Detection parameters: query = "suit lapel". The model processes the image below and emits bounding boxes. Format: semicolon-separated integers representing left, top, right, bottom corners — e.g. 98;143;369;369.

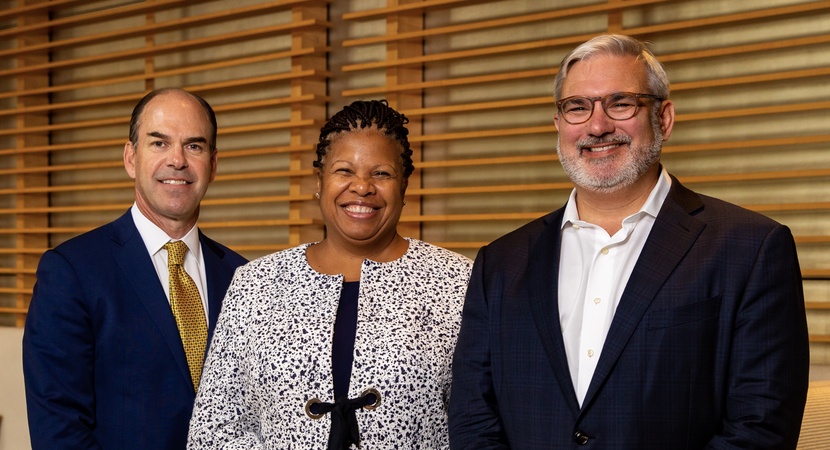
199;232;231;344
111;212;193;387
579;177;706;411
527;209;582;415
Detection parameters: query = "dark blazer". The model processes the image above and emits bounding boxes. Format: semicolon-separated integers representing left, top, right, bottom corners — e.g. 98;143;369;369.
449;176;810;449
23;210;247;450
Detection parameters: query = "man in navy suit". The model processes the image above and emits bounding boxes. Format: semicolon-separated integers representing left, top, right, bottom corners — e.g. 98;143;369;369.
23;88;247;449
448;34;809;449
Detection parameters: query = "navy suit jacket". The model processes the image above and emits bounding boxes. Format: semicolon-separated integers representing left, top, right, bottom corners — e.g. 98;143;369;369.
449;176;809;449
23;211;247;450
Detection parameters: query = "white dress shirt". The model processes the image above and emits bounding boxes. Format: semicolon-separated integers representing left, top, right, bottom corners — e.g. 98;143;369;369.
558;169;671;406
131;204;210;319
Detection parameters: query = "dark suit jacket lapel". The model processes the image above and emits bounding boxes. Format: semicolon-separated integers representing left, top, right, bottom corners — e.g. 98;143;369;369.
527;208;582;415
580;176;706;412
200;232;232;344
111;211;193;387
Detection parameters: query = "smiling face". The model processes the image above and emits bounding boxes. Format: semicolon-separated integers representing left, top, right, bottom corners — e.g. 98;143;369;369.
123;91;217;237
554;54;674;194
316;128;406;250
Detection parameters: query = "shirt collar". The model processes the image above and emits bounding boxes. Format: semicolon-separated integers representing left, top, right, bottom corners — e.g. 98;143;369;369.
561;166;672;230
131;203;201;259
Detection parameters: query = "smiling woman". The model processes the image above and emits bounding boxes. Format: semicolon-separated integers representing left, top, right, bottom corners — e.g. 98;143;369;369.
187;100;474;450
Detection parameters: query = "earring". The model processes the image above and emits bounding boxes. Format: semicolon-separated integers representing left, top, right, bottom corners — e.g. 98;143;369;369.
314;192;320;199
403;201;407;206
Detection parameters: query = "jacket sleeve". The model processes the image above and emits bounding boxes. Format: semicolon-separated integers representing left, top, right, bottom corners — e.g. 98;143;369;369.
23;250;103;450
707;224;809;449
448;247;511;449
187;268;265;450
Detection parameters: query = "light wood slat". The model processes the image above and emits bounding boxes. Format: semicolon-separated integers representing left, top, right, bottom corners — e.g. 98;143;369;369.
402;97;553;117
664;135;830;154
418;154;556;169
680;169;830;184
410;125;557;143
810;335;830;343
344;64;828;98
0;307;29;314
406;183;572;197
342;33;595;72
806;302;830;309
672;67;830;91
0;181;131;196
198;218;321;228
750;203;830;213
0;0;87;21
623;0;830;36
0;73;327;117
4;115;317;137
399;212;550;222
677;101;830;122
343;68;557;97
0;218;321;235
343;0;669;47
0;0;310;53
0;161;122;176
0;0;190;39
0;140;314;158
657;34;830;63
0;194;317;215
0;248;58;255
343;33;830;73
0;268;36;275
0;54;324;101
0;139;124;157
795;236;830;244
0;19;328;78
342;0;483;20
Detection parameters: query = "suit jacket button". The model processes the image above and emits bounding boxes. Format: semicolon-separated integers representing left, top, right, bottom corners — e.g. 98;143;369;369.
573;431;590;445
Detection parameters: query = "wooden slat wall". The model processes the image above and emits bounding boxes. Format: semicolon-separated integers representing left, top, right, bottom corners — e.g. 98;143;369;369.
1;0;829;358
0;0;330;326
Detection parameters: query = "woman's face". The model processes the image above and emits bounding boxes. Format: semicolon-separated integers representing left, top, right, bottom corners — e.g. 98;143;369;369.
317;129;407;249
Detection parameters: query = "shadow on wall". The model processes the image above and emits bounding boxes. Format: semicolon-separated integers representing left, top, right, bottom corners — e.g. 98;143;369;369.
0;326;30;450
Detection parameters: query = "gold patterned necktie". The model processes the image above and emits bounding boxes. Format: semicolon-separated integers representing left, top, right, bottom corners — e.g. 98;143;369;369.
164;240;207;392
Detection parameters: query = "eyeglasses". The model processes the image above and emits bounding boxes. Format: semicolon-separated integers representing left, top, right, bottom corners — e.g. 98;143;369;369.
555;92;663;125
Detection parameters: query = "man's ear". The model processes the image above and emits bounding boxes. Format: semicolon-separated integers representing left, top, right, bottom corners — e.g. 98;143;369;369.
123;142;137;179
658;100;676;142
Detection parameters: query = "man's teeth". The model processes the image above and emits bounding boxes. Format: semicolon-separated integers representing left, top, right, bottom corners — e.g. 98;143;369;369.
344;205;375;213
162;180;188;185
588;144;618;152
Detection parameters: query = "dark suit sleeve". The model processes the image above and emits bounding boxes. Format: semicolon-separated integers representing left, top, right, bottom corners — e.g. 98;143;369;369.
23;249;103;450
709;224;809;449
449;247;510;449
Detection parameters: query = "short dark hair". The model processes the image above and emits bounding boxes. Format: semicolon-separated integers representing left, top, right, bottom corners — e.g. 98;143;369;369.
313;99;414;179
128;88;218;151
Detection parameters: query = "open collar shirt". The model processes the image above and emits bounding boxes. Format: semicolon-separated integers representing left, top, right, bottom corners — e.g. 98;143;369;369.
558;168;671;406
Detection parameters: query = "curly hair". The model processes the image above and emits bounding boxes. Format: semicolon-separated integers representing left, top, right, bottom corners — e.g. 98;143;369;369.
313;99;414;179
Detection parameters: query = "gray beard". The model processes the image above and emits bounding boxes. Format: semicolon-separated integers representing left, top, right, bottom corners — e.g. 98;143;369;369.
557;122;663;194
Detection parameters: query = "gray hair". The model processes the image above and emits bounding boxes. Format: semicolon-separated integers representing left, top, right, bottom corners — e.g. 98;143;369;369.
553;34;670;101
